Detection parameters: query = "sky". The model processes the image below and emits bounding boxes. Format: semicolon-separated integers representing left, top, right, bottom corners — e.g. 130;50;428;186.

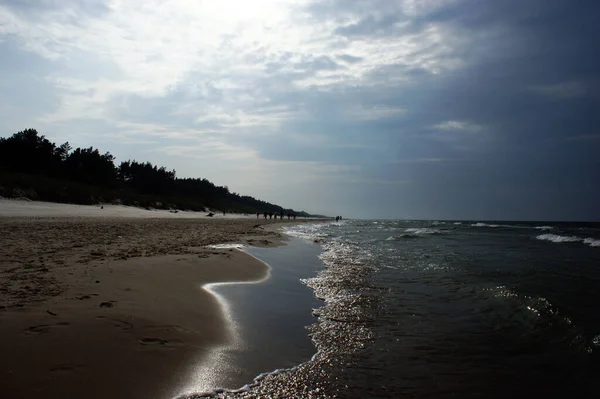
0;0;599;220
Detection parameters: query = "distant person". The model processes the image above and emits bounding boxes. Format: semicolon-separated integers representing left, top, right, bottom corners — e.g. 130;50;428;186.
293;214;296;220
256;212;260;219
264;211;267;219
223;210;226;216
269;212;273;219
287;213;291;220
335;216;339;222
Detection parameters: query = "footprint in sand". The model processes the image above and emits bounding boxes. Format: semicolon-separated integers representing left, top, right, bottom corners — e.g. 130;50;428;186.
99;301;115;308
139;337;169;345
24;322;69;335
49;364;84;373
139;337;184;347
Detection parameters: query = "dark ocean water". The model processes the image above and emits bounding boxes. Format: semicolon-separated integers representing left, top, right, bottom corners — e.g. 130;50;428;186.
200;220;600;399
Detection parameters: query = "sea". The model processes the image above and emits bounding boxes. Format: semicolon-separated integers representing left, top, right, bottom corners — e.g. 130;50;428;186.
187;220;600;399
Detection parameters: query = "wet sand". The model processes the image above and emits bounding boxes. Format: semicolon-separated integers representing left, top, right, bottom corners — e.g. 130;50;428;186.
0;213;306;399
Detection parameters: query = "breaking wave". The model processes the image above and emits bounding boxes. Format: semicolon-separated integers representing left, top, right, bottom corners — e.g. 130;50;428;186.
471;222;501;228
404;227;442;235
387;234;418;240
471;223;557;230
536;234;600;247
583;238;600;247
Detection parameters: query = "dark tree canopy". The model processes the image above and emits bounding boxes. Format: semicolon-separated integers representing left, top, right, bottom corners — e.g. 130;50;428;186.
0;129;311;216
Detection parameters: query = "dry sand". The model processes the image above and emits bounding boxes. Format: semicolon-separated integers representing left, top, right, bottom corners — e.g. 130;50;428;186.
0;209;308;399
0;198;261;219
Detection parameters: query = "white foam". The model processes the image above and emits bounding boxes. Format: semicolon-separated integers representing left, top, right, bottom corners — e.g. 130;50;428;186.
282;222;331;242
471;222;500;228
583;238;600;247
404;228;442;235
536;234;600;248
536;234;582;243
537;234;581;243
535;225;555;231
207;243;246;249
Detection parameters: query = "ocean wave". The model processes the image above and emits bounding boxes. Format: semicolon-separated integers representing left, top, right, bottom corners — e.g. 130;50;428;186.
453;222;462;225
404;228;442;235
536;234;600;248
282;223;331;242
583;238;600;247
483;285;598;356
387;234;418;240
471;222;501;228
536;234;581;243
471;223;559;231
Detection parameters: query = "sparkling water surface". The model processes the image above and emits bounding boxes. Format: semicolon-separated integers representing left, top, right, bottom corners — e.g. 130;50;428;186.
200;220;600;399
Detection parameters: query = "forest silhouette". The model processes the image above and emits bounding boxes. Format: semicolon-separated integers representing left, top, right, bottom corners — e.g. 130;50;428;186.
0;129;311;216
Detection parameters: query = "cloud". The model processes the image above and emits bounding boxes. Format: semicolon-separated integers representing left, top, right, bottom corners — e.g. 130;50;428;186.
0;0;599;219
432;120;483;132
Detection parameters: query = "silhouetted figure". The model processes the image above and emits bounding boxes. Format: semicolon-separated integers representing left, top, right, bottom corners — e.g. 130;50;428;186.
223;210;226;216
269;212;273;219
287;213;291;220
264;211;267;219
256;212;259;219
335;216;339;222
293;214;296;220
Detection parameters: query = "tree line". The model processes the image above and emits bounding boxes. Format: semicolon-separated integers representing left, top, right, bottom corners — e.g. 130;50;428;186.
0;128;310;216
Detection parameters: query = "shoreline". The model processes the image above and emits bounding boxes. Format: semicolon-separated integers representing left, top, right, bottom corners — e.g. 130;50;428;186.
0;214;312;399
178;236;324;398
177;251;273;397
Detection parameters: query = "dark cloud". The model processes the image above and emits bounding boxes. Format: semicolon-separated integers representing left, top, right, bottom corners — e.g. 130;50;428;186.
334;14;403;37
273;0;600;219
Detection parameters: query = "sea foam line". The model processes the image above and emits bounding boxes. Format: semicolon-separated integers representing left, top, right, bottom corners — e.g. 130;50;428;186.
536;234;600;247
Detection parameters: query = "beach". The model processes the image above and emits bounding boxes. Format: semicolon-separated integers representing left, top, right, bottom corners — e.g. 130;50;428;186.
0;200;309;399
